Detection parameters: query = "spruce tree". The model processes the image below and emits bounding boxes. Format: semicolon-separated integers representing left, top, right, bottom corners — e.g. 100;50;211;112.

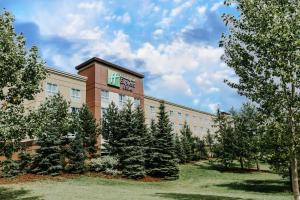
101;102;120;156
65;133;86;174
205;129;214;158
145;120;156;171
119;102;145;179
180;122;193;163
78;104;98;158
30;94;69;176
174;134;185;163
149;101;179;180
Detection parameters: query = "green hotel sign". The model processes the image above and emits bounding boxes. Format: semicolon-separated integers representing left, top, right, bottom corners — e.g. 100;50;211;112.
107;69;121;87
107;69;136;92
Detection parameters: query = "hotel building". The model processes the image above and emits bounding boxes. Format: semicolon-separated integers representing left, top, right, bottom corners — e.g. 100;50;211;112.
25;57;216;141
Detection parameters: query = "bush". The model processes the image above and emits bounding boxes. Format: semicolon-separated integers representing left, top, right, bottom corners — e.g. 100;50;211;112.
0;160;20;178
105;169;122;176
18;151;32;173
90;156;119;172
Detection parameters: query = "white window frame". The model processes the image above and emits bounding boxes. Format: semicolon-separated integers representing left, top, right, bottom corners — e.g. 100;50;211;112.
101;90;109;101
46;82;58;96
71;88;81;101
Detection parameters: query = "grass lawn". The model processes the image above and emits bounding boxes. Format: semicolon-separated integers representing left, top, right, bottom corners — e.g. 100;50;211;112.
0;161;292;200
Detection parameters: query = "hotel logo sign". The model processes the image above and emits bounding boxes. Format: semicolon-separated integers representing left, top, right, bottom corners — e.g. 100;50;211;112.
107;69;136;92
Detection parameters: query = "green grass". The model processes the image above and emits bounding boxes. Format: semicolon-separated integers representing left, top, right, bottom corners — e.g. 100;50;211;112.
1;161;292;200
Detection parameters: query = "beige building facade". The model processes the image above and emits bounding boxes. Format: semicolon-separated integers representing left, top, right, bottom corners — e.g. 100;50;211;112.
24;67;87;111
25;57;216;140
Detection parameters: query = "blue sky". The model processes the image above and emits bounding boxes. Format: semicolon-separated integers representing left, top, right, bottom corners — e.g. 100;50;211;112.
0;0;245;113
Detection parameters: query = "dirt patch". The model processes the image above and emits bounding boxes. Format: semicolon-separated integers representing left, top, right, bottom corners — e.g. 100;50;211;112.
0;172;162;185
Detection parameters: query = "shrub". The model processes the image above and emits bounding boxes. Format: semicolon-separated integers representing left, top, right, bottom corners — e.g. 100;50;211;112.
18;151;32;173
90;156;119;172
105;169;122;176
0;160;20;178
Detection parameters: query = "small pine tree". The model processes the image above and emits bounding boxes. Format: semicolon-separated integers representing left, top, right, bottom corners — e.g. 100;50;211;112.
30;94;69;176
101;102;120;156
149;102;179;180
174;134;185;163
180;122;193;163
65;133;86;174
78;104;99;158
119;102;145;179
145;120;156;171
205;129;214;158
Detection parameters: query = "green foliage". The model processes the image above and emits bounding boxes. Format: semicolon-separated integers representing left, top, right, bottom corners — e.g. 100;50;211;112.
119;102;145;179
101;102;120;156
205;129;214;158
145;120;156;171
90;156;119;173
180;122;193;163
30;94;69;176
191;137;208;161
0;11;46;159
0;160;19;178
65;133;86;174
174;134;185;163
18;151;32;173
78;104;99;157
221;0;300;197
148;102;179;180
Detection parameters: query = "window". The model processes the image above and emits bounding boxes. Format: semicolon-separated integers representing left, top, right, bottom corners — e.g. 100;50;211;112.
101;90;109;101
101;107;108;118
178;124;183;130
185;113;189;121
178;112;182;118
169;110;174;117
150;106;155;114
46;83;58;96
134;98;140;108
119;94;127;106
71;88;80;100
71;107;80;113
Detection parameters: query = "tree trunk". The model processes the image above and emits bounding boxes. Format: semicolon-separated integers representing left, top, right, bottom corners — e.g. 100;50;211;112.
239;157;244;169
289;166;293;193
256;159;260;171
291;154;300;200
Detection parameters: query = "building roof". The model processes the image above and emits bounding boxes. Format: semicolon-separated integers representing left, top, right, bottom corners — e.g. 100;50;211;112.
46;67;87;82
144;95;216;117
75;57;144;78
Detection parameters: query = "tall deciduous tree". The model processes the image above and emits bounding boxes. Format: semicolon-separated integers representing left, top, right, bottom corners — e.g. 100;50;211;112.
220;1;300;198
0;10;46;159
148;102;179;180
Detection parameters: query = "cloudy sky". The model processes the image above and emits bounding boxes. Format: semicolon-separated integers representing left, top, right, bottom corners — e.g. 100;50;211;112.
0;0;245;113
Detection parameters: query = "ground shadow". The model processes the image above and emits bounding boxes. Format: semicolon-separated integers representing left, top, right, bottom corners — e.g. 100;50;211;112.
194;162;271;174
0;187;42;200
156;193;253;200
217;179;290;193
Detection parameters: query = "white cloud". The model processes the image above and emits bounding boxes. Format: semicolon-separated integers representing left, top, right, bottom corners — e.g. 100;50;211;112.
197;6;206;15
210;1;223;12
193;99;200;105
116;12;131;24
208;103;219;112
77;2;104;11
153;29;164;37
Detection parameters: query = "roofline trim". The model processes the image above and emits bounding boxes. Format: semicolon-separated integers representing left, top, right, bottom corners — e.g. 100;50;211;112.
46;67;87;82
75;57;144;78
144;95;216;117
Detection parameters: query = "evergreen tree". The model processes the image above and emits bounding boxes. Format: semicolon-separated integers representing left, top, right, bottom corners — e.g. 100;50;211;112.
174;134;185;163
191;137;208;160
180;122;193;163
205;129;214;158
101;102;120;156
65;133;86;174
30;94;69;176
119;102;145;179
148;101;179;180
145;120;156;171
78;104;98;158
